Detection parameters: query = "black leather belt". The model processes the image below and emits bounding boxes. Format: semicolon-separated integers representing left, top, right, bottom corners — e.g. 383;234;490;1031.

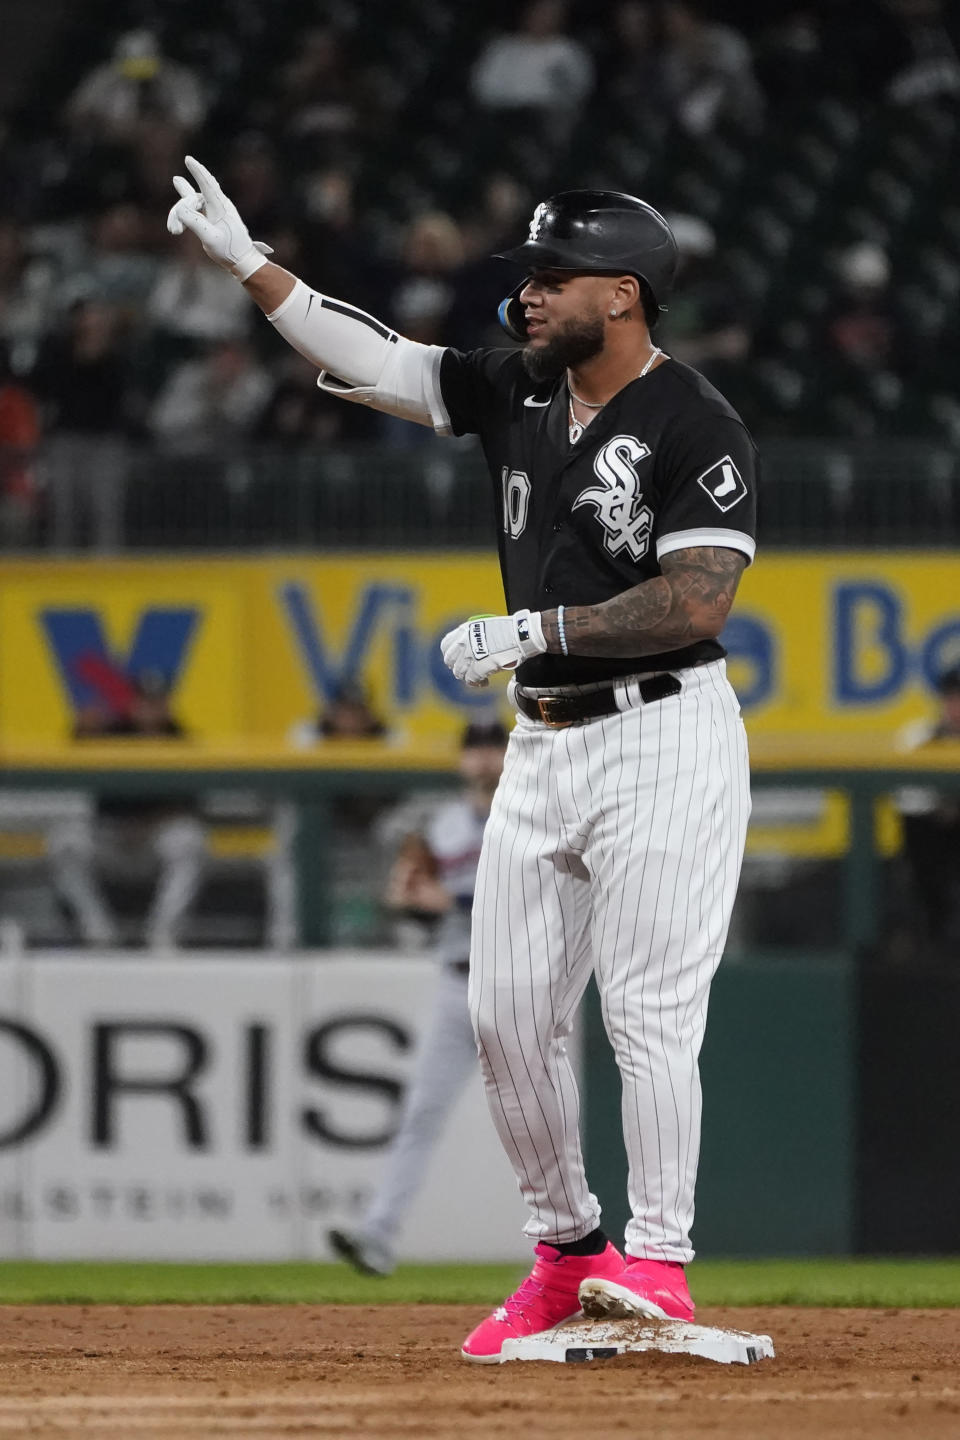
516;673;682;728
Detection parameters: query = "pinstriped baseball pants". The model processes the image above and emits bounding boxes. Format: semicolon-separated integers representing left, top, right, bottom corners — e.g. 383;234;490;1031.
469;659;750;1263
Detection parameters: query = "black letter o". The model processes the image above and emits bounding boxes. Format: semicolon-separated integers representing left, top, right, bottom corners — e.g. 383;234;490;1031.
0;1020;61;1147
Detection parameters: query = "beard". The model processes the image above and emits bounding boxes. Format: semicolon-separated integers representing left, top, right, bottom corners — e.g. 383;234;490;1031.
521;312;606;382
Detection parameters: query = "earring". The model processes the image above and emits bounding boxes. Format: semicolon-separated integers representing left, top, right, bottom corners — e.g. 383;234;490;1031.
609;309;618;318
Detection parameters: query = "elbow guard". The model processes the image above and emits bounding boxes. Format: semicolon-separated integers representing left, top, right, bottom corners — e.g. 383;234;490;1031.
267;279;451;433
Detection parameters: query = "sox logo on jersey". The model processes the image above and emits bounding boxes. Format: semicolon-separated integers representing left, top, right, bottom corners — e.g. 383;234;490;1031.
572;434;653;561
696;455;748;513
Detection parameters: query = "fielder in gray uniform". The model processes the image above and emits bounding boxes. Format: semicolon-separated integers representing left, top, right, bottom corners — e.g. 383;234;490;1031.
328;721;508;1276
168;163;757;1362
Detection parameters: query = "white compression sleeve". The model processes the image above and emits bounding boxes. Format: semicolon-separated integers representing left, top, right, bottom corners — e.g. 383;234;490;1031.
267;279;452;433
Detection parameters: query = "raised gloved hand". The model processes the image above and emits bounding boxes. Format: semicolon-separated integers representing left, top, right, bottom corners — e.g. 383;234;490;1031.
166;155;273;282
441;610;547;687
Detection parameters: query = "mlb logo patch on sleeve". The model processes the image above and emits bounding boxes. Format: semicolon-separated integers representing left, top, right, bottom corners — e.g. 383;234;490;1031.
696;456;748;512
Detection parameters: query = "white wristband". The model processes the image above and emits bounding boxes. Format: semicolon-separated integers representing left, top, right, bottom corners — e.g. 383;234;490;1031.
557;605;569;657
234;246;270;283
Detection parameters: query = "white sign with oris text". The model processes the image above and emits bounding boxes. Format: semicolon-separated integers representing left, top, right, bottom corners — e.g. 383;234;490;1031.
0;953;534;1262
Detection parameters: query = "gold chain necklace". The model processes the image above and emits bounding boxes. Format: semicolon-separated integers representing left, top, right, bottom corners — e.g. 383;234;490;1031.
568;347;664;444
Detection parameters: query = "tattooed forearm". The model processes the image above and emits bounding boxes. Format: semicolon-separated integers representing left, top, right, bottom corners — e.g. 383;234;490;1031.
541;547;747;658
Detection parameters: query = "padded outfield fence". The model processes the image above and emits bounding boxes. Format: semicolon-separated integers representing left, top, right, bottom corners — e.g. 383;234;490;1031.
1;755;957;1261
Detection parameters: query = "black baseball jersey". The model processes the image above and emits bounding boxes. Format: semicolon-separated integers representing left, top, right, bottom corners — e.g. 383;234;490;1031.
437;347;758;687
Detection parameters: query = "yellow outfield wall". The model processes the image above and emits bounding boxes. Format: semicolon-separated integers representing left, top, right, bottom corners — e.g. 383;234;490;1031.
1;552;958;765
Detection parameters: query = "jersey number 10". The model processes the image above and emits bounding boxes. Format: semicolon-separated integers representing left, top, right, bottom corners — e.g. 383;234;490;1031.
502;467;532;539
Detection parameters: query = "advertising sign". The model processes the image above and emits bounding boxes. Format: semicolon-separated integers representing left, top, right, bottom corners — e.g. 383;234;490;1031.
0;953;529;1262
1;554;957;760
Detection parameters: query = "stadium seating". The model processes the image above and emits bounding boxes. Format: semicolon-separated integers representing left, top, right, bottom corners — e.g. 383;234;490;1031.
1;1;958;552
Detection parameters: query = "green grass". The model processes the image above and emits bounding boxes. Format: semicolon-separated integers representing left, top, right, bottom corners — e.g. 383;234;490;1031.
0;1262;523;1306
693;1258;960;1308
1;1258;960;1307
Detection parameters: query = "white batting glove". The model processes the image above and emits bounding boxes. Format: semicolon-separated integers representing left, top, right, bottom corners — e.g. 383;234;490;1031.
441;610;547;688
166;155;273;282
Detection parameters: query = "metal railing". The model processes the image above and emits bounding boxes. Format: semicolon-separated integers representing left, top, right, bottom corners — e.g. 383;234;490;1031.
2;435;958;551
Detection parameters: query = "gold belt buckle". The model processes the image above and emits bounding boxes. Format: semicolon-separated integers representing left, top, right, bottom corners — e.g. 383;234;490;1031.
536;695;573;728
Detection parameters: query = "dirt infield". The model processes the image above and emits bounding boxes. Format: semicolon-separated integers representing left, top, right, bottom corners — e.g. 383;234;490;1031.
0;1305;958;1439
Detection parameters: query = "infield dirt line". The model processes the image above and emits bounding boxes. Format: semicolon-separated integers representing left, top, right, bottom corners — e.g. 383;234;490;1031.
0;1384;957;1420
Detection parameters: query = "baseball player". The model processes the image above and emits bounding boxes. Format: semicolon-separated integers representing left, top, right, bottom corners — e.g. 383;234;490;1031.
168;163;756;1362
328;720;508;1276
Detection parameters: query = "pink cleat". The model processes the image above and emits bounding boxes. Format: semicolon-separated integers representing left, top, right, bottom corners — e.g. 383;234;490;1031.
461;1241;625;1363
578;1257;695;1323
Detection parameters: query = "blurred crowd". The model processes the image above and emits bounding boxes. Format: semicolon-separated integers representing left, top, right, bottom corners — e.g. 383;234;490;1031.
0;0;958;544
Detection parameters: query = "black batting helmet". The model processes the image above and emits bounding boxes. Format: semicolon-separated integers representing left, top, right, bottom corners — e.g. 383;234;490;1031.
495;190;679;342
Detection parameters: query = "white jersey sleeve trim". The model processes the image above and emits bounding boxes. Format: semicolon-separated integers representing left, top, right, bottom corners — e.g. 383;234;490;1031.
267;279;453;433
656;528;756;564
